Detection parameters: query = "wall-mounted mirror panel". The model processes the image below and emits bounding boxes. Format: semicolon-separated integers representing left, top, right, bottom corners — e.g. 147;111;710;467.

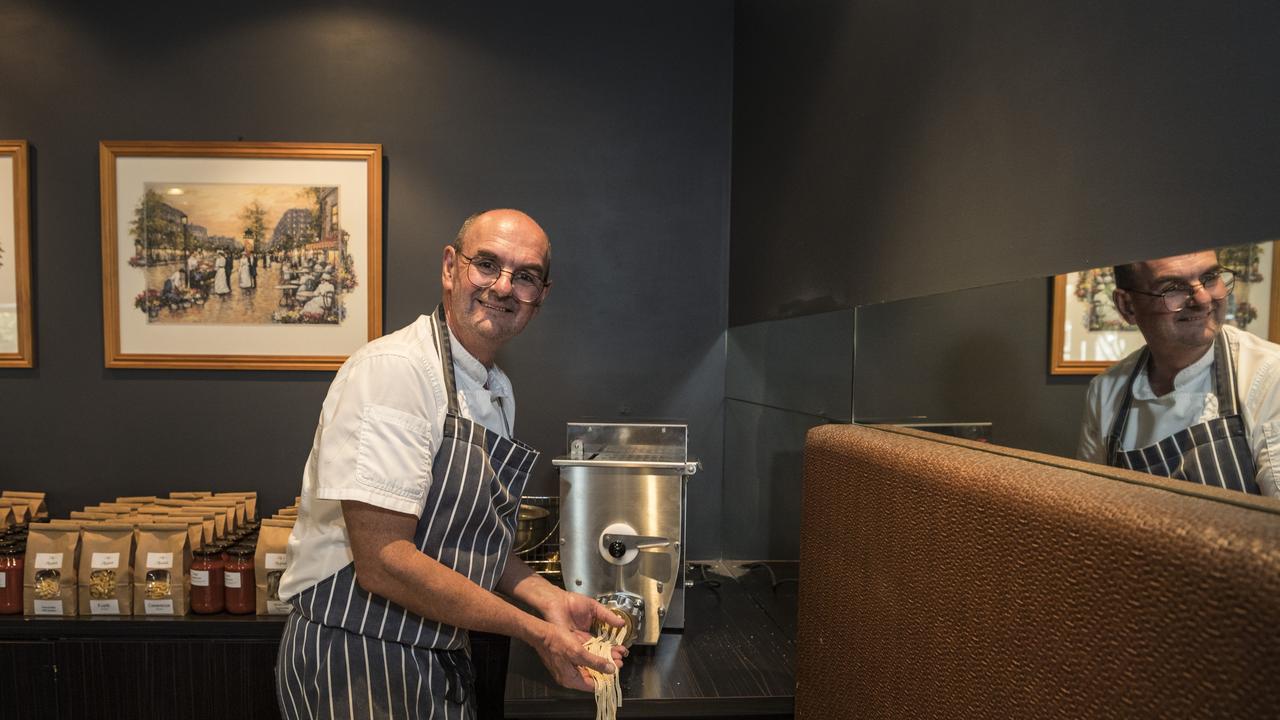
854;243;1280;499
724;309;854;560
854;276;1088;459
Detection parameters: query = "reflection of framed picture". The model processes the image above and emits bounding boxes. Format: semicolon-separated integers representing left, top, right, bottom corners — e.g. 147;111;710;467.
0;140;33;368
100;141;382;370
1050;242;1280;375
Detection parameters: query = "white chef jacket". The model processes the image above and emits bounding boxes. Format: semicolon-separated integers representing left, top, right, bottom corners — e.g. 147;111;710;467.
1076;325;1280;497
280;313;516;600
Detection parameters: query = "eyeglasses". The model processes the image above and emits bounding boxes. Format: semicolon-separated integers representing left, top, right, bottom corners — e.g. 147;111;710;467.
457;251;548;304
1123;269;1236;312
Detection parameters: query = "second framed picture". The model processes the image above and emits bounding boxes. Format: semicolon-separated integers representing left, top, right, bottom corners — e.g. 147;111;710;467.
0;140;33;368
100;141;382;370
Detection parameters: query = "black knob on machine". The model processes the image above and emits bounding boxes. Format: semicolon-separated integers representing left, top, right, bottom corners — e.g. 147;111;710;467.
608;541;626;558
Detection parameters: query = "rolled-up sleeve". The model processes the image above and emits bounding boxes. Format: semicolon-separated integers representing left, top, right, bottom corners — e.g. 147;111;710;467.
313;353;441;516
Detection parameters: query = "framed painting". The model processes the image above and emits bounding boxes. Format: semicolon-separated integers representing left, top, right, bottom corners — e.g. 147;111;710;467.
1050;242;1280;375
100;141;382;370
0;140;33;368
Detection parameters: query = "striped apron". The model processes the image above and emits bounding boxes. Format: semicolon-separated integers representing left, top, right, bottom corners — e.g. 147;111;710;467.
1106;330;1262;494
276;305;539;719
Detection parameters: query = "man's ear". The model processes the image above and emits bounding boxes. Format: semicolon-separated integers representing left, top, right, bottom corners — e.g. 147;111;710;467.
441;245;457;292
1114;288;1138;325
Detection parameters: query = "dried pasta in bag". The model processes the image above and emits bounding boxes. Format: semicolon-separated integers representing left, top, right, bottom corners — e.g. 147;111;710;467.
78;522;134;615
24;522;80;616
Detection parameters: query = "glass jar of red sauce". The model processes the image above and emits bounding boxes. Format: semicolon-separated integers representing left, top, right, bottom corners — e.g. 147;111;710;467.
0;541;23;614
190;546;225;614
223;545;256;614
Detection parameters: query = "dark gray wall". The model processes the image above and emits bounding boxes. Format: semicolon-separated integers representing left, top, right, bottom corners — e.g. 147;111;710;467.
0;1;733;557
731;0;1280;325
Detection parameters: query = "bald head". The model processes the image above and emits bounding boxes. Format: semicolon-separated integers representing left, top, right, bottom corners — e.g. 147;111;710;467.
452;209;551;280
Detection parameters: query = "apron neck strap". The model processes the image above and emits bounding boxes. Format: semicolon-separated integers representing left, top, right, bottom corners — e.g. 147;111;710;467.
1212;329;1240;416
431;304;462;416
1106;347;1150;464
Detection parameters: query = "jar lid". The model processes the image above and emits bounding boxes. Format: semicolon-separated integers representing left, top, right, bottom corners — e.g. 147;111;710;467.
0;541;22;556
225;545;255;557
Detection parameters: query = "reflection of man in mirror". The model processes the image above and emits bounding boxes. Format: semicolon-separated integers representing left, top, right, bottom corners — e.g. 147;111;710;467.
1077;249;1280;497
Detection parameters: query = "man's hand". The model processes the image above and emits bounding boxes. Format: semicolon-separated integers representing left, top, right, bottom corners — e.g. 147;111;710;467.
541;590;628;672
529;620;618;692
496;559;629;687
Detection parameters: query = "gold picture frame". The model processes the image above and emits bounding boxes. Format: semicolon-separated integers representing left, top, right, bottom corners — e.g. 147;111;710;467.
0;140;33;368
1050;243;1280;375
100;141;382;370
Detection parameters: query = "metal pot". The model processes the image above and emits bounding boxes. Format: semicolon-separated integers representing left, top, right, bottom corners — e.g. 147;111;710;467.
513;503;550;554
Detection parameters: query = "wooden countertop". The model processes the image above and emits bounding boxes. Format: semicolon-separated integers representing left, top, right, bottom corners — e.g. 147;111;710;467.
504;560;797;719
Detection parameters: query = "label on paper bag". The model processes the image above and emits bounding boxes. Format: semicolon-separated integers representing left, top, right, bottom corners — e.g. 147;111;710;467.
144;599;174;615
224;571;242;589
91;552;121;570
265;553;288;570
146;552;174;569
191;569;210;587
33;600;63;615
34;553;63;570
90;599;120;615
267;600;292;615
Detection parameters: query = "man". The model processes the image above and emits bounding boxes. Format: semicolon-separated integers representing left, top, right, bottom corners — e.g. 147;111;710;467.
1077;249;1280;497
276;209;626;719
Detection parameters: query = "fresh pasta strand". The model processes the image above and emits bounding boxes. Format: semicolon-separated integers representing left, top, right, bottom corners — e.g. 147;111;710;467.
583;623;625;720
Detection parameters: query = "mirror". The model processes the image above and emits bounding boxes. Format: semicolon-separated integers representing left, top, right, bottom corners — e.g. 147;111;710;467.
853;241;1280;494
854;275;1085;458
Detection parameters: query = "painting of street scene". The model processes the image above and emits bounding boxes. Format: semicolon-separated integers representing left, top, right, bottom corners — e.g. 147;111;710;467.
0;234;14;353
129;183;357;325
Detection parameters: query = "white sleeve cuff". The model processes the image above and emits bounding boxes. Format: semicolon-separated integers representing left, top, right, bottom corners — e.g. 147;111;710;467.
314;486;426;518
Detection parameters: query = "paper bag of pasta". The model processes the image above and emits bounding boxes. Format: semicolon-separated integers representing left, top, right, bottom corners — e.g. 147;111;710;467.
68;511;115;523
24;522;80;616
187;498;239;532
2;490;47;520
168;509;217;546
193;497;246;529
180;506;225;540
87;503;134;515
0;503;13;531
115;496;158;506
163;514;206;551
168;491;212;501
78;522;134;616
215;491;258;522
133;522;190;616
0;498;29;526
256;519;294;615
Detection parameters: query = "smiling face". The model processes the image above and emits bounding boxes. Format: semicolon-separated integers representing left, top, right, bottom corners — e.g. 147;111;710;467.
1114;250;1225;361
441;209;551;366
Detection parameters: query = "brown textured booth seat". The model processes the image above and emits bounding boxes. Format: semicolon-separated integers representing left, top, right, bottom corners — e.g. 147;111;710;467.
798;424;1280;719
